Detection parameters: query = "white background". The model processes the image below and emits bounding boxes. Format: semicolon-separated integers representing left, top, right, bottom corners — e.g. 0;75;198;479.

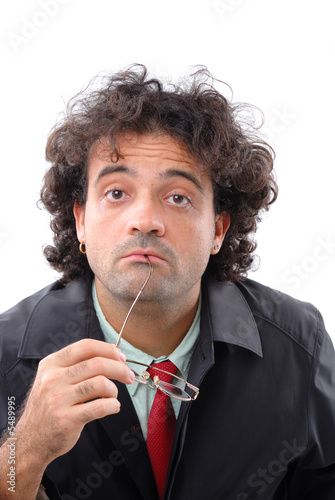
1;0;334;341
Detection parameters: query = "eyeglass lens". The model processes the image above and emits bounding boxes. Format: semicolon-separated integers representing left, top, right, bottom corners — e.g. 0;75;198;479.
132;369;192;401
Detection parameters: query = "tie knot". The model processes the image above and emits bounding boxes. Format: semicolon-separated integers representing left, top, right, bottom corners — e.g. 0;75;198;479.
147;360;178;385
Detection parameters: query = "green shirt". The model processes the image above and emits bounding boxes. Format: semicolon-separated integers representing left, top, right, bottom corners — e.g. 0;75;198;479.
92;282;201;440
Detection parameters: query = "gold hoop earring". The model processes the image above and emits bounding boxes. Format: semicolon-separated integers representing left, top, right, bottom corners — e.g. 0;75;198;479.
79;242;86;255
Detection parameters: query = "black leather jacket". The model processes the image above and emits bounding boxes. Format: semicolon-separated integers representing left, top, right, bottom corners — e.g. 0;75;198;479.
1;275;334;499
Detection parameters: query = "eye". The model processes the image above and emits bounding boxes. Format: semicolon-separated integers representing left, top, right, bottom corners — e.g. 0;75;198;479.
105;189;127;202
167;194;191;206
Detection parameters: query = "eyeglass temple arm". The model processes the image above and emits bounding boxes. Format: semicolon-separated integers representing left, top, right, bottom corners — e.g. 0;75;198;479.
115;256;153;349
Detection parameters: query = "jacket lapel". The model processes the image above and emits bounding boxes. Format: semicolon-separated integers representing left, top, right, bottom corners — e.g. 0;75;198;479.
97;382;158;500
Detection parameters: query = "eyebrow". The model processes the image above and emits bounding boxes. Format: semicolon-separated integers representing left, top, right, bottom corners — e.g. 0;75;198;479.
160;169;204;193
93;166;134;186
93;165;204;193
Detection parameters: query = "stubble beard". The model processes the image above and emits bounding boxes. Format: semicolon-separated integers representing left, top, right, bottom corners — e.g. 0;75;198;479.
96;261;181;307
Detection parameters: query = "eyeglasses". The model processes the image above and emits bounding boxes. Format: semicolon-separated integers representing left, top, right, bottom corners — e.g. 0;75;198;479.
115;256;199;401
126;359;199;401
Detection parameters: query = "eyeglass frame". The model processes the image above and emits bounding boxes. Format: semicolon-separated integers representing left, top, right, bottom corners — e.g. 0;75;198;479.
126;359;199;401
115;256;200;402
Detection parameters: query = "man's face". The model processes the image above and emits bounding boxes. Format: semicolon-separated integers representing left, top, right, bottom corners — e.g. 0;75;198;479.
74;133;229;307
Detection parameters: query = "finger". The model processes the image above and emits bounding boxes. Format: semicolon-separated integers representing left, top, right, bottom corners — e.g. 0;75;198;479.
71;375;120;405
72;396;121;424
51;339;126;367
65;357;135;385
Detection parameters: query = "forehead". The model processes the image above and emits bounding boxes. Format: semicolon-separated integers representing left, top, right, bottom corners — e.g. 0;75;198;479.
89;133;200;169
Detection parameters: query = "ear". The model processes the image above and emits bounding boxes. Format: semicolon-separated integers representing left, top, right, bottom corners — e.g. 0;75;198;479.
73;201;86;243
211;212;230;255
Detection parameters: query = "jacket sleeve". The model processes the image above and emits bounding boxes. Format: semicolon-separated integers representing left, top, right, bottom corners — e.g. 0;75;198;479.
289;312;335;498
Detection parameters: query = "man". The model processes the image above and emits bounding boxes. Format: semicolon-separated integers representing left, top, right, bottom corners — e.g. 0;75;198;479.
0;64;334;500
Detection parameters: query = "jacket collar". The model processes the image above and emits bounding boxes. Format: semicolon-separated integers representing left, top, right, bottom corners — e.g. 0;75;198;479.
18;275;262;359
201;275;263;357
18;279;100;359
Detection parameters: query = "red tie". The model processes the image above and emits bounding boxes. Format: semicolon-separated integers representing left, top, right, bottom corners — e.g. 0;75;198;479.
146;360;178;500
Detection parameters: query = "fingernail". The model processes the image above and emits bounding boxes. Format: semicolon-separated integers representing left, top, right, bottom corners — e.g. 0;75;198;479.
118;351;127;363
129;370;135;382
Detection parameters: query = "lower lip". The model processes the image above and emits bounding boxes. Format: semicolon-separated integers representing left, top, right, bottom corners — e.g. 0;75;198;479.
122;254;166;264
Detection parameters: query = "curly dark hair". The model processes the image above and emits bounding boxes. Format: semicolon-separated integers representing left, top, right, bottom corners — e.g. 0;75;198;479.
40;64;277;284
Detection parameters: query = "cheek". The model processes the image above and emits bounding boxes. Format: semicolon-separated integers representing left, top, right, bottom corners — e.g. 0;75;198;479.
83;211;115;249
178;214;215;253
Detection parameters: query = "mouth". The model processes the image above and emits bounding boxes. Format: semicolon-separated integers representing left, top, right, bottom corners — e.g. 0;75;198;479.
121;250;167;265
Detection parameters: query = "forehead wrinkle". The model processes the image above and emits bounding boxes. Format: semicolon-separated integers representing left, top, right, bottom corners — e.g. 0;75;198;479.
120;147;193;163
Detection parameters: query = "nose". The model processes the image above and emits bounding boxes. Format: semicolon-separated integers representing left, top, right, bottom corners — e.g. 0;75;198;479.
126;196;165;237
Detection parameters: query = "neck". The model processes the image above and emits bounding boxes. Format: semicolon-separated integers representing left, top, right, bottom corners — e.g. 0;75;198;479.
95;281;200;358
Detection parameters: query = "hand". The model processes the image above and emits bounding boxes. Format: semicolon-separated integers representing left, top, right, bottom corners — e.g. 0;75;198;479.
15;338;134;470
